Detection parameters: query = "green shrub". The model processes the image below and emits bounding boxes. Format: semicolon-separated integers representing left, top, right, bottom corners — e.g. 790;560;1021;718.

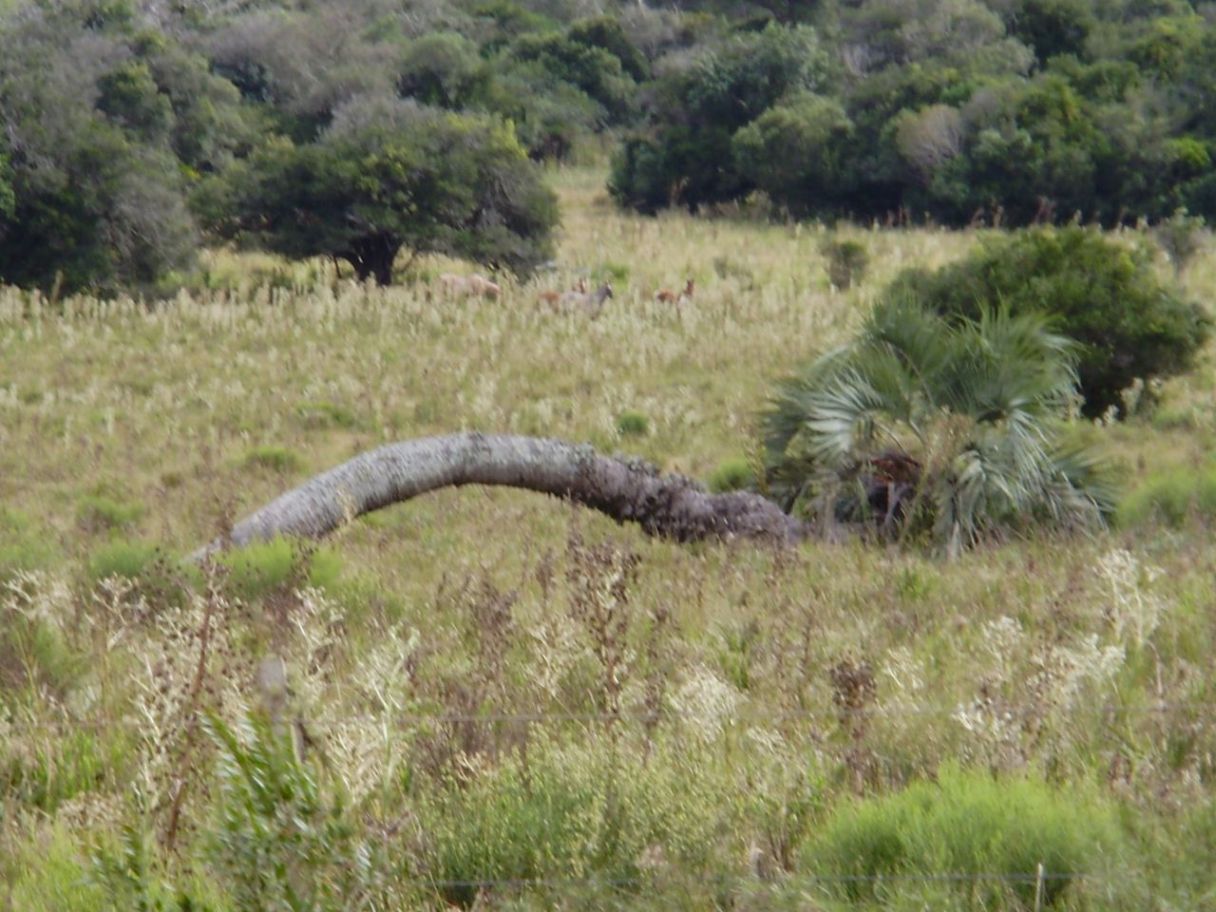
1117;465;1216;529
0;729;115;811
218;537;342;602
396;32;486;110
805;766;1121;907
84;541;197;609
242;445;303;473
76;493;144;533
595;260;631;284
886;228;1211;418
205;714;385;911
7;826;107;912
295;400;359;430
609;24;826;214
616;410;649;437
733;93;855;218
417;737;728;907
0;508;54;581
86;539;160;584
0;599;85;707
91;825;225;912
707;457;754;493
820;238;869;290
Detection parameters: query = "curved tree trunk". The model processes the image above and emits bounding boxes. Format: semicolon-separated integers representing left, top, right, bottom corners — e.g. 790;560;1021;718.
195;433;806;558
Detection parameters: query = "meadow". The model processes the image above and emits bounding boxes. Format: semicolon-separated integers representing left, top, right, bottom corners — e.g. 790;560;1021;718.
2;167;1216;910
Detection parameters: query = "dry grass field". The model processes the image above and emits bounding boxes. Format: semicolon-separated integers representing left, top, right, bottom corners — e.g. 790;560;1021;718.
2;167;1215;910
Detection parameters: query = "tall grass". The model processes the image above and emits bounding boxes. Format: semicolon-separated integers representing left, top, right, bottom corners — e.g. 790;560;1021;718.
0;167;1213;908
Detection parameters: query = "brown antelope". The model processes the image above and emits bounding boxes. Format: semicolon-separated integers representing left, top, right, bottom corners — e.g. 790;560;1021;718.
656;278;695;304
558;282;613;317
538;278;588;308
439;273;501;299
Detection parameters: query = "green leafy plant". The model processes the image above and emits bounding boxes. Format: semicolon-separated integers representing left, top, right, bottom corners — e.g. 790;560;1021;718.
761;299;1114;554
86;539;161;585
242;445;303;473
616;410;649;437
1118;465;1216;529
0;508;54;581
218;538;342;602
204;714;385;911
1155;208;1207;275
805;766;1121;907
886;228;1210;418
707;457;754;493
77;493;144;534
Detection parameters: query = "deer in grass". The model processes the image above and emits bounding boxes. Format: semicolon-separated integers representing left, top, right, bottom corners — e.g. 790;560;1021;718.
538;278;587;309
656;278;695;304
438;273;502;299
557;282;613;317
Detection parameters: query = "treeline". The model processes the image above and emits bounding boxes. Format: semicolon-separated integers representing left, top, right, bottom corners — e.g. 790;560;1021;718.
613;0;1216;225
1;0;1214;293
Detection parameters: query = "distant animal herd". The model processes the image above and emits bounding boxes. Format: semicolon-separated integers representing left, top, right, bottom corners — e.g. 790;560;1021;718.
436;271;695;318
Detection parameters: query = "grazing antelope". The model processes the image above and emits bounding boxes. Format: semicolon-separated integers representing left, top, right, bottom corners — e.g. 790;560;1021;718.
558;282;613;317
656;278;695;304
538;278;588;309
438;273;501;299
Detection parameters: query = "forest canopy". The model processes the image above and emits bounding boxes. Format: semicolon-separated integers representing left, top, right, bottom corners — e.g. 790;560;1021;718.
1;0;1215;292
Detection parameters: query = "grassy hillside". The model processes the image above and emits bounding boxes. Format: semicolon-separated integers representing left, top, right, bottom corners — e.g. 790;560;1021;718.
2;168;1215;910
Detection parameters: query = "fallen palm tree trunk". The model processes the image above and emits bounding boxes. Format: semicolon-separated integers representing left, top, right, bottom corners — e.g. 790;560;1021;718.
195;433;806;558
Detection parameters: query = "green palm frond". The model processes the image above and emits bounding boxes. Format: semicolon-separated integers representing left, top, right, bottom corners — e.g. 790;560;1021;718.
760;299;1114;552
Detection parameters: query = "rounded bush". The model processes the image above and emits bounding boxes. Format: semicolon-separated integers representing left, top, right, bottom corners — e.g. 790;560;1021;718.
885;228;1211;417
708;457;754;493
616;410;649;437
86;539;160;584
1117;465;1216;529
218;538;342;602
805;766;1121;907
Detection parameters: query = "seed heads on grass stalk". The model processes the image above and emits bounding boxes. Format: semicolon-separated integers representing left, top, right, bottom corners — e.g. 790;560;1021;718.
566;525;641;736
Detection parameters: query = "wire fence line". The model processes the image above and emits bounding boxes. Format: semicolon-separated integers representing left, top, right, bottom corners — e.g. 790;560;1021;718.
419;870;1087;887
393;867;1095;899
2;699;1214;732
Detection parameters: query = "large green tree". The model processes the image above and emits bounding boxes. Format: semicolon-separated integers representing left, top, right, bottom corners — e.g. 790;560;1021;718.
0;1;244;294
886;228;1211;418
200;99;558;284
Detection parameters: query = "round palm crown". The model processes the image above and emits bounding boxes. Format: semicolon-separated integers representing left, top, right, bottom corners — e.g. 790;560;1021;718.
761;300;1115;555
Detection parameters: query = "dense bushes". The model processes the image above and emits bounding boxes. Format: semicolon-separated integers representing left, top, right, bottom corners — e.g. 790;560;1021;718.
3;0;1216;292
1118;465;1216;529
886;228;1211;418
609;1;1216;225
609;23;827;213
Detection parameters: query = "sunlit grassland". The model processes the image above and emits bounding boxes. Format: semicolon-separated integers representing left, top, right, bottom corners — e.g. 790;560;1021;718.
2;166;1216;909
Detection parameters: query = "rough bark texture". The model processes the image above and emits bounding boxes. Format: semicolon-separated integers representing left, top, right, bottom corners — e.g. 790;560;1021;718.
196;433;806;557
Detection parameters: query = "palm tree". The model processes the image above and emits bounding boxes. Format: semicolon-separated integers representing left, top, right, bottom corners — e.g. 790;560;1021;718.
761;300;1114;556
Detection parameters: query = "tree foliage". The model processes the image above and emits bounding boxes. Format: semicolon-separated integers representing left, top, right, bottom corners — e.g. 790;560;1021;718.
199;99;557;284
0;2;211;294
608;0;1216;225
3;0;1216;291
609;23;826;213
886;228;1211;418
